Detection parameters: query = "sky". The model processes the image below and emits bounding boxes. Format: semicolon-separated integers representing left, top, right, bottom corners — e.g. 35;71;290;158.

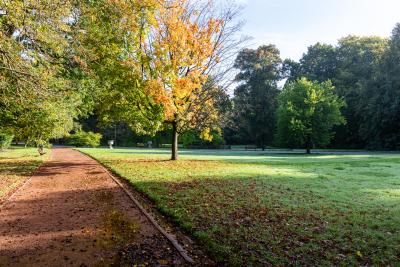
236;0;400;60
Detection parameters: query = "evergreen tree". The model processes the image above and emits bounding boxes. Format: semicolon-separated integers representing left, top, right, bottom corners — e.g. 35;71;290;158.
333;36;387;148
360;24;400;149
230;45;282;147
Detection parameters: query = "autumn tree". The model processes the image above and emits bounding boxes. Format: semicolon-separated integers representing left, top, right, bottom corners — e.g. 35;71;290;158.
144;0;243;159
277;78;345;154
79;0;243;160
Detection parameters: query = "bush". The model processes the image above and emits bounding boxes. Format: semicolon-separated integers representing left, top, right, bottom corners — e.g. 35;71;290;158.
210;132;226;148
181;130;226;149
67;131;102;147
0;131;14;150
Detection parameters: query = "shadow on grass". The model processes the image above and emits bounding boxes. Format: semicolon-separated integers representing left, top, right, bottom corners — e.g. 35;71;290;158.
79;149;400;264
0;160;42;176
97;149;400;166
94;147;400;157
121;173;400;266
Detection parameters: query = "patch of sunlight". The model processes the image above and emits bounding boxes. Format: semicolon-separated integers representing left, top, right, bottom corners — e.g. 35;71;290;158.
223;165;317;180
82;148;400;160
364;188;400;201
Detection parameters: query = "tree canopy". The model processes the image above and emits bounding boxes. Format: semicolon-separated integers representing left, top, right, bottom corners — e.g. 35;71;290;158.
1;0;243;158
1;1;400;154
277;78;345;153
0;0;94;145
282;30;400;150
227;45;282;147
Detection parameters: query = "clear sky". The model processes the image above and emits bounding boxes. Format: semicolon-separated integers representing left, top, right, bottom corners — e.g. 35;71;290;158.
236;0;400;60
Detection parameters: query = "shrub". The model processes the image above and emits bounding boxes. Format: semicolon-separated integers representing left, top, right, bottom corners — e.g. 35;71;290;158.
181;130;226;149
211;133;225;148
0;131;14;150
67;131;102;147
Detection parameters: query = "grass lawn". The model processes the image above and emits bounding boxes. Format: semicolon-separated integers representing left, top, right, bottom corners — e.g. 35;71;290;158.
0;147;46;199
79;148;400;266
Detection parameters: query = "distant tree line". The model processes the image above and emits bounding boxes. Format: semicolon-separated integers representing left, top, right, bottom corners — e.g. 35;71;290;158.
78;22;400;152
2;0;399;155
223;23;400;150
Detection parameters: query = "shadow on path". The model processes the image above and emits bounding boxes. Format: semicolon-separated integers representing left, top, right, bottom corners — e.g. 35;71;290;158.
0;148;186;266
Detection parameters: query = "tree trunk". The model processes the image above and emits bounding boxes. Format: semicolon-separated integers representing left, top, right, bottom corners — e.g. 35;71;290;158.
171;122;179;160
305;137;311;154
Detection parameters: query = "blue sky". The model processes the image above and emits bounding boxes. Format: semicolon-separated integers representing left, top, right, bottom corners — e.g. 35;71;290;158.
236;0;400;60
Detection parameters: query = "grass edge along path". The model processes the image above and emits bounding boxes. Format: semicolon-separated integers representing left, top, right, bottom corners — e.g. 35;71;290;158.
87;152;195;264
0;147;49;203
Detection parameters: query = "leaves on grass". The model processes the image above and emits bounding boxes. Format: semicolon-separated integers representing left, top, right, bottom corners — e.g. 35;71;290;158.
84;149;400;266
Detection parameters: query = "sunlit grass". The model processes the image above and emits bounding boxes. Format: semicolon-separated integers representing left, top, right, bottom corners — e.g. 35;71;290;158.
0;147;46;199
80;148;400;265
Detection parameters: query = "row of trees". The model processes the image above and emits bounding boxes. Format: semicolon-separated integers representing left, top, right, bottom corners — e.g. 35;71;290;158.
225;23;400;150
1;0;244;159
0;0;93;146
2;1;399;156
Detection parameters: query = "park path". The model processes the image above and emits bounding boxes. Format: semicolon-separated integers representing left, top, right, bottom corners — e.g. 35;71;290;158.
0;148;190;266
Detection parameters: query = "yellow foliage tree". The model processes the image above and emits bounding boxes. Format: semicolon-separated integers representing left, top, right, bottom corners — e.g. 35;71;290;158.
142;0;243;159
23;0;243;159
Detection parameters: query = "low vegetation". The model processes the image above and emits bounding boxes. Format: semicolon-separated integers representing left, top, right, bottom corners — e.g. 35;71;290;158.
0;131;13;151
80;148;400;265
67;131;102;148
0;147;46;199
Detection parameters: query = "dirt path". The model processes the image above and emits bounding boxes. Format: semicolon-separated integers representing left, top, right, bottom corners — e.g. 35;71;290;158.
0;148;198;266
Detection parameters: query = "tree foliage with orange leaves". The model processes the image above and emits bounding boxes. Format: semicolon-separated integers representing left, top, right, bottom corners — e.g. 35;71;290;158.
79;0;243;159
1;0;243;157
149;0;243;159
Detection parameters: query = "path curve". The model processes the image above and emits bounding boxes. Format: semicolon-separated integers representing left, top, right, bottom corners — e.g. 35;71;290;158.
0;148;187;266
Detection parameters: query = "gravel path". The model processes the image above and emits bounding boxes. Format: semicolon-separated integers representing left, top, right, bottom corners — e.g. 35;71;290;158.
0;148;191;266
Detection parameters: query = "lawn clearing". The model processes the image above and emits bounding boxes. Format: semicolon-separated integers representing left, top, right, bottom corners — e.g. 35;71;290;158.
79;148;400;265
0;147;46;199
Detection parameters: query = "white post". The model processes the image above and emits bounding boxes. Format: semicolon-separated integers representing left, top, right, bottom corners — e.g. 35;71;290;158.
108;140;114;149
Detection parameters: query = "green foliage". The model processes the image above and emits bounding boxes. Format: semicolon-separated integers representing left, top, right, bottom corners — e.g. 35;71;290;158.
333;36;388;148
181;130;226;148
0;0;96;144
180;132;197;147
0;131;13;150
227;45;282;146
283;35;391;150
67;131;102;148
277;78;345;152
359;24;400;149
75;0;165;136
209;132;226;148
300;43;338;82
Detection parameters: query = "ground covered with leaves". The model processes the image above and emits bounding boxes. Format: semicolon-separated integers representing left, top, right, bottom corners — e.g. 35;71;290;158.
80;148;400;266
0;147;45;200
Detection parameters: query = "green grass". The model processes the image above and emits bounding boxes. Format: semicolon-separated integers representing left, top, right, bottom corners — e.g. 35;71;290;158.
79;148;400;266
0;147;46;199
